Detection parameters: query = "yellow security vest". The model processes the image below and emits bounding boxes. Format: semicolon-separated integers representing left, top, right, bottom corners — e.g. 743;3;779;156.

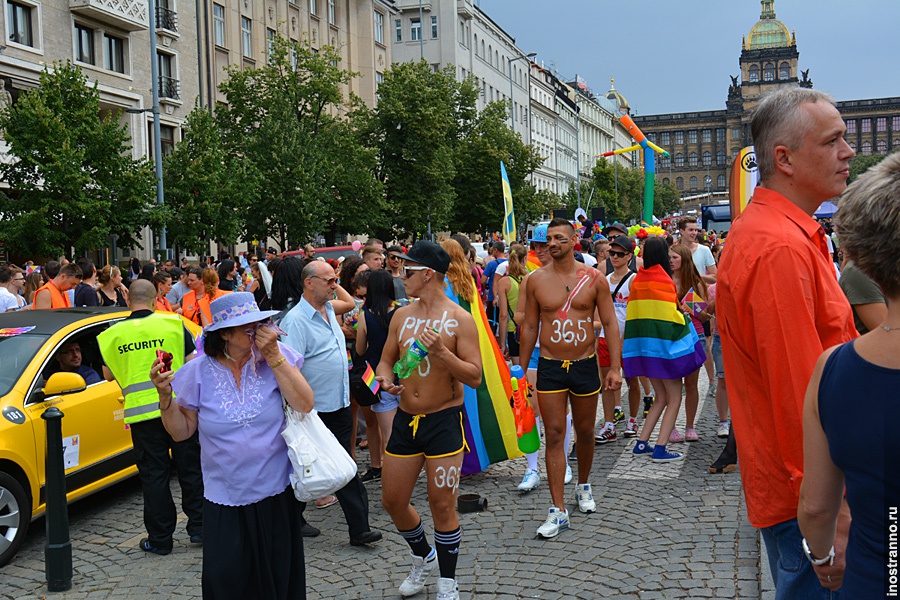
97;312;187;425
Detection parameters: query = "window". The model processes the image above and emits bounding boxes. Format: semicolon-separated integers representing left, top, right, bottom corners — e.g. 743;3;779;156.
327;0;334;25
877;140;887;153
717;175;726;189
688;152;697;167
779;62;790;79
861;141;872;155
877;117;887;132
213;4;225;46
702;151;711;166
717;128;725;142
848;142;856;152
104;33;125;73
748;65;759;83
410;18;421;41
675;131;684;145
6;0;34;47
266;28;275;62
861;119;871;133
763;62;774;81
75;23;95;65
373;11;384;44
431;16;437;39
309;0;316;14
689;176;698;189
846;119;856;134
151;124;176;156
674;153;684;168
688;130;697;144
732;128;741;140
375;71;383;90
660;132;670;146
660;155;670;168
395;19;401;42
157;52;178;99
893;116;900;131
702;129;711;143
662;178;669;185
717;150;726;165
676;177;683;190
241;16;251;58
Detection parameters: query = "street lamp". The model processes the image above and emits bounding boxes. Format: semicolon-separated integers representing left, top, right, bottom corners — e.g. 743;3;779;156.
508;52;536;131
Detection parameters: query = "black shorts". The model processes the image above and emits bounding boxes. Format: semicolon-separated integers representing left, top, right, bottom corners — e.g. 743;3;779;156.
385;405;467;459
536;355;602;397
506;331;520;356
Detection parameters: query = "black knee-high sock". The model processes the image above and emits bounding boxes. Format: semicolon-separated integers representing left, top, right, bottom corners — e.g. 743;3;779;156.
398;520;432;558
434;527;461;579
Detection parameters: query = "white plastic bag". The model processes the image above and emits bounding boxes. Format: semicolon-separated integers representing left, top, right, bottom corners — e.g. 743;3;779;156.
282;405;357;502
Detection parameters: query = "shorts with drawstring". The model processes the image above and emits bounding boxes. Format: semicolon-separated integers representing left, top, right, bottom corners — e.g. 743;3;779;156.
536;354;602;396
385;405;467;459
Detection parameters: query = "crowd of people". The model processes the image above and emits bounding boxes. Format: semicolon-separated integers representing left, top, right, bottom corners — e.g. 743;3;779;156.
5;87;897;599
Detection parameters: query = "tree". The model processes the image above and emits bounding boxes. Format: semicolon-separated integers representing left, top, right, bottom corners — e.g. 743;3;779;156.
162;104;250;255
653;179;682;217
848;152;889;184
0;63;155;258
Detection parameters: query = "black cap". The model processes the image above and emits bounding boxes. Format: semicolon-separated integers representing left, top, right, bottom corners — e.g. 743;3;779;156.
609;235;635;253
398;241;451;274
603;222;628;236
169;266;184;278
266;247;277;254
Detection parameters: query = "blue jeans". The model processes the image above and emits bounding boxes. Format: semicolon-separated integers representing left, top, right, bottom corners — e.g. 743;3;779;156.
760;519;839;600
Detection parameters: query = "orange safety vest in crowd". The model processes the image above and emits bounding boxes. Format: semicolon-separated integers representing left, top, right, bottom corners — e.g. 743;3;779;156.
181;288;228;325
156;295;174;313
32;282;70;309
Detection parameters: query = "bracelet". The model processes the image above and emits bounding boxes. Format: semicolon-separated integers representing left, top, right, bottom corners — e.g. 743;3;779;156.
801;537;835;566
269;357;287;369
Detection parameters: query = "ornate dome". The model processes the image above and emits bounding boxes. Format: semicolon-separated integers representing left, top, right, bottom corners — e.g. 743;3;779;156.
746;0;793;50
605;78;630;114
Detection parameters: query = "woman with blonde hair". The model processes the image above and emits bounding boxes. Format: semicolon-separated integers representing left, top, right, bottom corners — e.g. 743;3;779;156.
98;265;129;307
667;244;711;442
23;270;44;305
496;244;528;365
440;239;475;301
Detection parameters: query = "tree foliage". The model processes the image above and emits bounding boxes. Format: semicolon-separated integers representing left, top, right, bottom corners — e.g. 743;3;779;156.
848;152;889;184
0;63;155;257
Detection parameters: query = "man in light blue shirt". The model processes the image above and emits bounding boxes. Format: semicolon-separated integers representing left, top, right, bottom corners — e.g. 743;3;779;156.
280;259;382;547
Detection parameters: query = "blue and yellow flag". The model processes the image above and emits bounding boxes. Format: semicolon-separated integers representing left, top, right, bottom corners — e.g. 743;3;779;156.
500;161;516;245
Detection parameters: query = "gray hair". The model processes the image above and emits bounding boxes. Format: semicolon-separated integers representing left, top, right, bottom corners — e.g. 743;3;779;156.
835;152;900;297
751;88;835;182
301;260;328;282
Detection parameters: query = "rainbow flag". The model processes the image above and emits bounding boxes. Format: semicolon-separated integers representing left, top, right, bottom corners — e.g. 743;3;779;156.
444;281;522;475
500;161;516;245
526;250;541;272
622;265;706;380
362;362;380;395
729;145;759;219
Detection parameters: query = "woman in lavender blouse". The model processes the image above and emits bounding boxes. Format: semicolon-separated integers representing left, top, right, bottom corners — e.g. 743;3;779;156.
151;292;314;599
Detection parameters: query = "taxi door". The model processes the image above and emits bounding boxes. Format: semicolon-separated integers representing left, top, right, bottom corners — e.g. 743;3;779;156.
27;323;134;506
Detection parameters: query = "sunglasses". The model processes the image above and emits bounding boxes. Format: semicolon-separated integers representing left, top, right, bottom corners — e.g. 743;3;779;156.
608;250;630;258
402;266;429;277
389;255;403;261
310;275;338;285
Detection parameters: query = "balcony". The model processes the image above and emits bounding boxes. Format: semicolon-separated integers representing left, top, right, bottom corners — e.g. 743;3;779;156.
69;0;147;31
158;76;180;101
155;6;177;32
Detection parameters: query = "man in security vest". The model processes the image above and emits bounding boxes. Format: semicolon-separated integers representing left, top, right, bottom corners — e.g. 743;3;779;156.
98;279;203;555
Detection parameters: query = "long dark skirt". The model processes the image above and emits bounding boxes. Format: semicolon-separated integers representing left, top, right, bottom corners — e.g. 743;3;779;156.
202;487;306;600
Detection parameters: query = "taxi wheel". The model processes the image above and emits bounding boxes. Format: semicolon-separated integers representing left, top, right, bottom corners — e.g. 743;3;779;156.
0;471;29;568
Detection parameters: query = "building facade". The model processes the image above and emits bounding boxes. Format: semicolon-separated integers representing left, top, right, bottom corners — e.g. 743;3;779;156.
633;0;900;204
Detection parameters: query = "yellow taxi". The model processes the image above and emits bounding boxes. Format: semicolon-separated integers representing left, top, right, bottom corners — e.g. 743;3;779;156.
0;307;201;567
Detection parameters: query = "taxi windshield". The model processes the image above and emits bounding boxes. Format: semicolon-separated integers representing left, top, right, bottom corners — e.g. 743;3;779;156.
0;334;51;397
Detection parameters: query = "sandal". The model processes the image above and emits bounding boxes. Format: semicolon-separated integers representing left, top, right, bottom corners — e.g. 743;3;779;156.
708;457;737;474
315;495;338;509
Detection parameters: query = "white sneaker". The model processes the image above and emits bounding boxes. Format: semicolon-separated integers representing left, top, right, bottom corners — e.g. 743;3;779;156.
517;469;540;492
536;507;569;538
436;577;460;600
564;463;573;484
399;548;437;597
717;421;730;438
574;483;596;513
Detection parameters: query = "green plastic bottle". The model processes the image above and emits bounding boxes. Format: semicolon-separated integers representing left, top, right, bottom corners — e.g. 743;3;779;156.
394;330;436;379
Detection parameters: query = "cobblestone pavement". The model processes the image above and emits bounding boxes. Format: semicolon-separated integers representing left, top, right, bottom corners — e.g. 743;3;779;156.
2;373;763;599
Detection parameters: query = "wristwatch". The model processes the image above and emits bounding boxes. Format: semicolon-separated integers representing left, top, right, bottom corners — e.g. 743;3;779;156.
802;538;835;566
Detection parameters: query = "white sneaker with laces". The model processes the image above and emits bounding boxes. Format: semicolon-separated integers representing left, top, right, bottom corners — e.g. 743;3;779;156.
399;548;437;597
536;507;569;538
436;577;460;600
574;483;596;513
717;421;730;438
517;469;540;492
564;463;573;485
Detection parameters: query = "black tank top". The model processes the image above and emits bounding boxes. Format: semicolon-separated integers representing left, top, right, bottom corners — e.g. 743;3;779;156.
362;308;395;365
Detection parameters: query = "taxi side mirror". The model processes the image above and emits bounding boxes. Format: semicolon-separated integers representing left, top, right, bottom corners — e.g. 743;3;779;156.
42;372;87;397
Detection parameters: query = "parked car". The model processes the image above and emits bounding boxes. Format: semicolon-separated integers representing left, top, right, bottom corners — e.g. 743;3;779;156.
0;307;201;567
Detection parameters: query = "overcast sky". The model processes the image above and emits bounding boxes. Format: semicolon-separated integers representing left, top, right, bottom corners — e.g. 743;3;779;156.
480;0;899;115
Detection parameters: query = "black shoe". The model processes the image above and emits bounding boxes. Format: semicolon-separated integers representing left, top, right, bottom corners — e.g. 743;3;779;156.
567;444;577;462
139;538;172;556
189;534;203;545
349;530;383;546
708;455;738;474
360;467;382;484
642;396;654;418
301;523;321;538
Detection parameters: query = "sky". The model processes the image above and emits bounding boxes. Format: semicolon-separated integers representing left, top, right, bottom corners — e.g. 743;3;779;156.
480;0;899;116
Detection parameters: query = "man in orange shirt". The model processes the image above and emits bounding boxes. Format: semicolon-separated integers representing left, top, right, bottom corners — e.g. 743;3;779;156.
33;263;82;309
717;88;857;598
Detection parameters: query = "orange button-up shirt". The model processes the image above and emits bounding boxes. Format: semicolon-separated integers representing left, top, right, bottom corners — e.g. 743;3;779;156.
718;187;857;529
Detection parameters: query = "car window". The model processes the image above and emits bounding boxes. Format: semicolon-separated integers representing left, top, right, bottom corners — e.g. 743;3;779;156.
0;334;51;396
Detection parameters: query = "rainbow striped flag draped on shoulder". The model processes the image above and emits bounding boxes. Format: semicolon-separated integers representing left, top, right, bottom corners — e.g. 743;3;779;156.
622;264;706;380
444;281;523;475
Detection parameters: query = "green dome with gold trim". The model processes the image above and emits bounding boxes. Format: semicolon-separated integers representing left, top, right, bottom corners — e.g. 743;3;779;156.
745;0;793;50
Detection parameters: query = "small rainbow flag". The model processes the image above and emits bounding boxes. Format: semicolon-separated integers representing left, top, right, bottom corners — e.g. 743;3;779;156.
682;288;708;316
0;326;35;337
362;362;380;394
